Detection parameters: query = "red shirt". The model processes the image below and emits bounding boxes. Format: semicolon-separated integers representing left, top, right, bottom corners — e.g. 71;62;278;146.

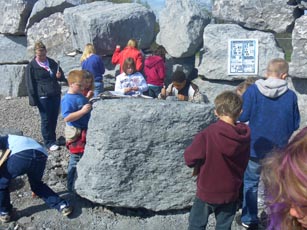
184;120;250;204
112;46;143;73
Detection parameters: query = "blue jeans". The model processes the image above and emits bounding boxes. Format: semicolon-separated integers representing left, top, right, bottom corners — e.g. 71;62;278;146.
146;85;162;98
94;81;104;97
188;197;237;230
0;150;67;213
241;159;262;225
67;153;83;192
37;95;60;148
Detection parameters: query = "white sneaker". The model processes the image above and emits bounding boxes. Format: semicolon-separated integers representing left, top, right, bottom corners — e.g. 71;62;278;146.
49;144;59;151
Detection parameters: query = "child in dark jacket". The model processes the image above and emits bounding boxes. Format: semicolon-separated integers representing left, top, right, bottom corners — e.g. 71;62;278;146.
184;91;250;230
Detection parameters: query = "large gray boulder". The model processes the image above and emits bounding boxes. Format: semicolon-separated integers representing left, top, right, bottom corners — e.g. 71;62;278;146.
156;0;210;58
290;16;307;78
26;0;92;29
212;0;299;33
27;12;73;61
64;1;156;55
75;99;216;211
0;0;37;35
0;35;28;64
0;65;27;97
198;24;284;80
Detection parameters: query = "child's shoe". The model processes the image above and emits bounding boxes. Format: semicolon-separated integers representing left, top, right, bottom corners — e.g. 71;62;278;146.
60;203;73;216
0;212;10;223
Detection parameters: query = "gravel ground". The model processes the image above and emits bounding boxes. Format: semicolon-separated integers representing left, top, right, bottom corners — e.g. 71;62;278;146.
0;96;266;230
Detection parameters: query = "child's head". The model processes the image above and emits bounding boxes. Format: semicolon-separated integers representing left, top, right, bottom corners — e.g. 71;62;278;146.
214;91;243;121
67;70;85;93
171;70;187;91
123;57;136;75
265;58;289;79
263;127;307;229
80;43;96;62
154;45;167;61
82;70;94;91
236;76;258;96
127;39;138;49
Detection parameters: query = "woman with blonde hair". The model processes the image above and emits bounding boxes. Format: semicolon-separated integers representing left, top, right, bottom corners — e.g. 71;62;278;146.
263;127;307;229
81;43;105;96
112;38;143;73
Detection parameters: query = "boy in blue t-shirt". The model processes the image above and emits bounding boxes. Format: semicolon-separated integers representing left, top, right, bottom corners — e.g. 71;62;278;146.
239;58;300;228
61;70;92;192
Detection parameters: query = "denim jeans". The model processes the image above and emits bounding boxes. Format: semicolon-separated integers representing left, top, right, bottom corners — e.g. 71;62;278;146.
94;81;104;97
147;85;162;98
37;95;60;148
241;159;262;225
67;153;83;192
0;150;67;213
188;197;237;230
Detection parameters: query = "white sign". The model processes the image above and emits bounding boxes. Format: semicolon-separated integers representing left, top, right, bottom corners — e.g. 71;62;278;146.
228;39;258;75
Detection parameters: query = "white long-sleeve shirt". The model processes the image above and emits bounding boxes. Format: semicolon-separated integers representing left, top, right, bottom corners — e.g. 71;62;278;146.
115;72;148;95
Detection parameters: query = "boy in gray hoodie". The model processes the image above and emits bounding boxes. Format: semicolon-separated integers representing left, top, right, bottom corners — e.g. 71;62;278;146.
239;58;300;229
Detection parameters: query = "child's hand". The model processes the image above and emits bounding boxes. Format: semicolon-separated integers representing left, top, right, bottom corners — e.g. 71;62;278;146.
160;86;167;99
56;71;61;79
131;86;138;91
124;87;132;94
177;94;188;101
86;90;94;99
81;103;92;113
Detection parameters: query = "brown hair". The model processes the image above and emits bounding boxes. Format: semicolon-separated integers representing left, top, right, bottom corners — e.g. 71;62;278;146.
122;57;136;74
67;70;84;85
214;91;243;120
82;70;95;91
154;45;167;61
236;76;259;96
34;41;46;51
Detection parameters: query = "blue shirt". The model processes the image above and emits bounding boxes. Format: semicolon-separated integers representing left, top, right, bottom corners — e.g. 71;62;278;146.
61;93;91;129
0;135;48;157
81;54;105;82
239;84;300;158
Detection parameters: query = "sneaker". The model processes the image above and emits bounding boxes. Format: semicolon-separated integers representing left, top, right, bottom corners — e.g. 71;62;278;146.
60;204;73;217
49;144;59;151
241;222;259;230
0;212;10;223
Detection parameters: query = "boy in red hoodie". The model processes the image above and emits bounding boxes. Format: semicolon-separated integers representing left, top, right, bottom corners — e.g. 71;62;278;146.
184;91;250;230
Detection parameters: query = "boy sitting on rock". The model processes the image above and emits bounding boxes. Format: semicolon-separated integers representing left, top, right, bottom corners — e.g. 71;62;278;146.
158;70;205;103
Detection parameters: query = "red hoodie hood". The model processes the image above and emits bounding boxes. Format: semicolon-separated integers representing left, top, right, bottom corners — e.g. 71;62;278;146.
145;55;163;69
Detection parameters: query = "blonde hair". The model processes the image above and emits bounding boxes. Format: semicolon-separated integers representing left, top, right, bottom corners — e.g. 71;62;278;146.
80;43;96;62
67;70;84;85
34;41;46;52
82;70;94;91
267;58;289;78
214;91;243;120
126;39;138;49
